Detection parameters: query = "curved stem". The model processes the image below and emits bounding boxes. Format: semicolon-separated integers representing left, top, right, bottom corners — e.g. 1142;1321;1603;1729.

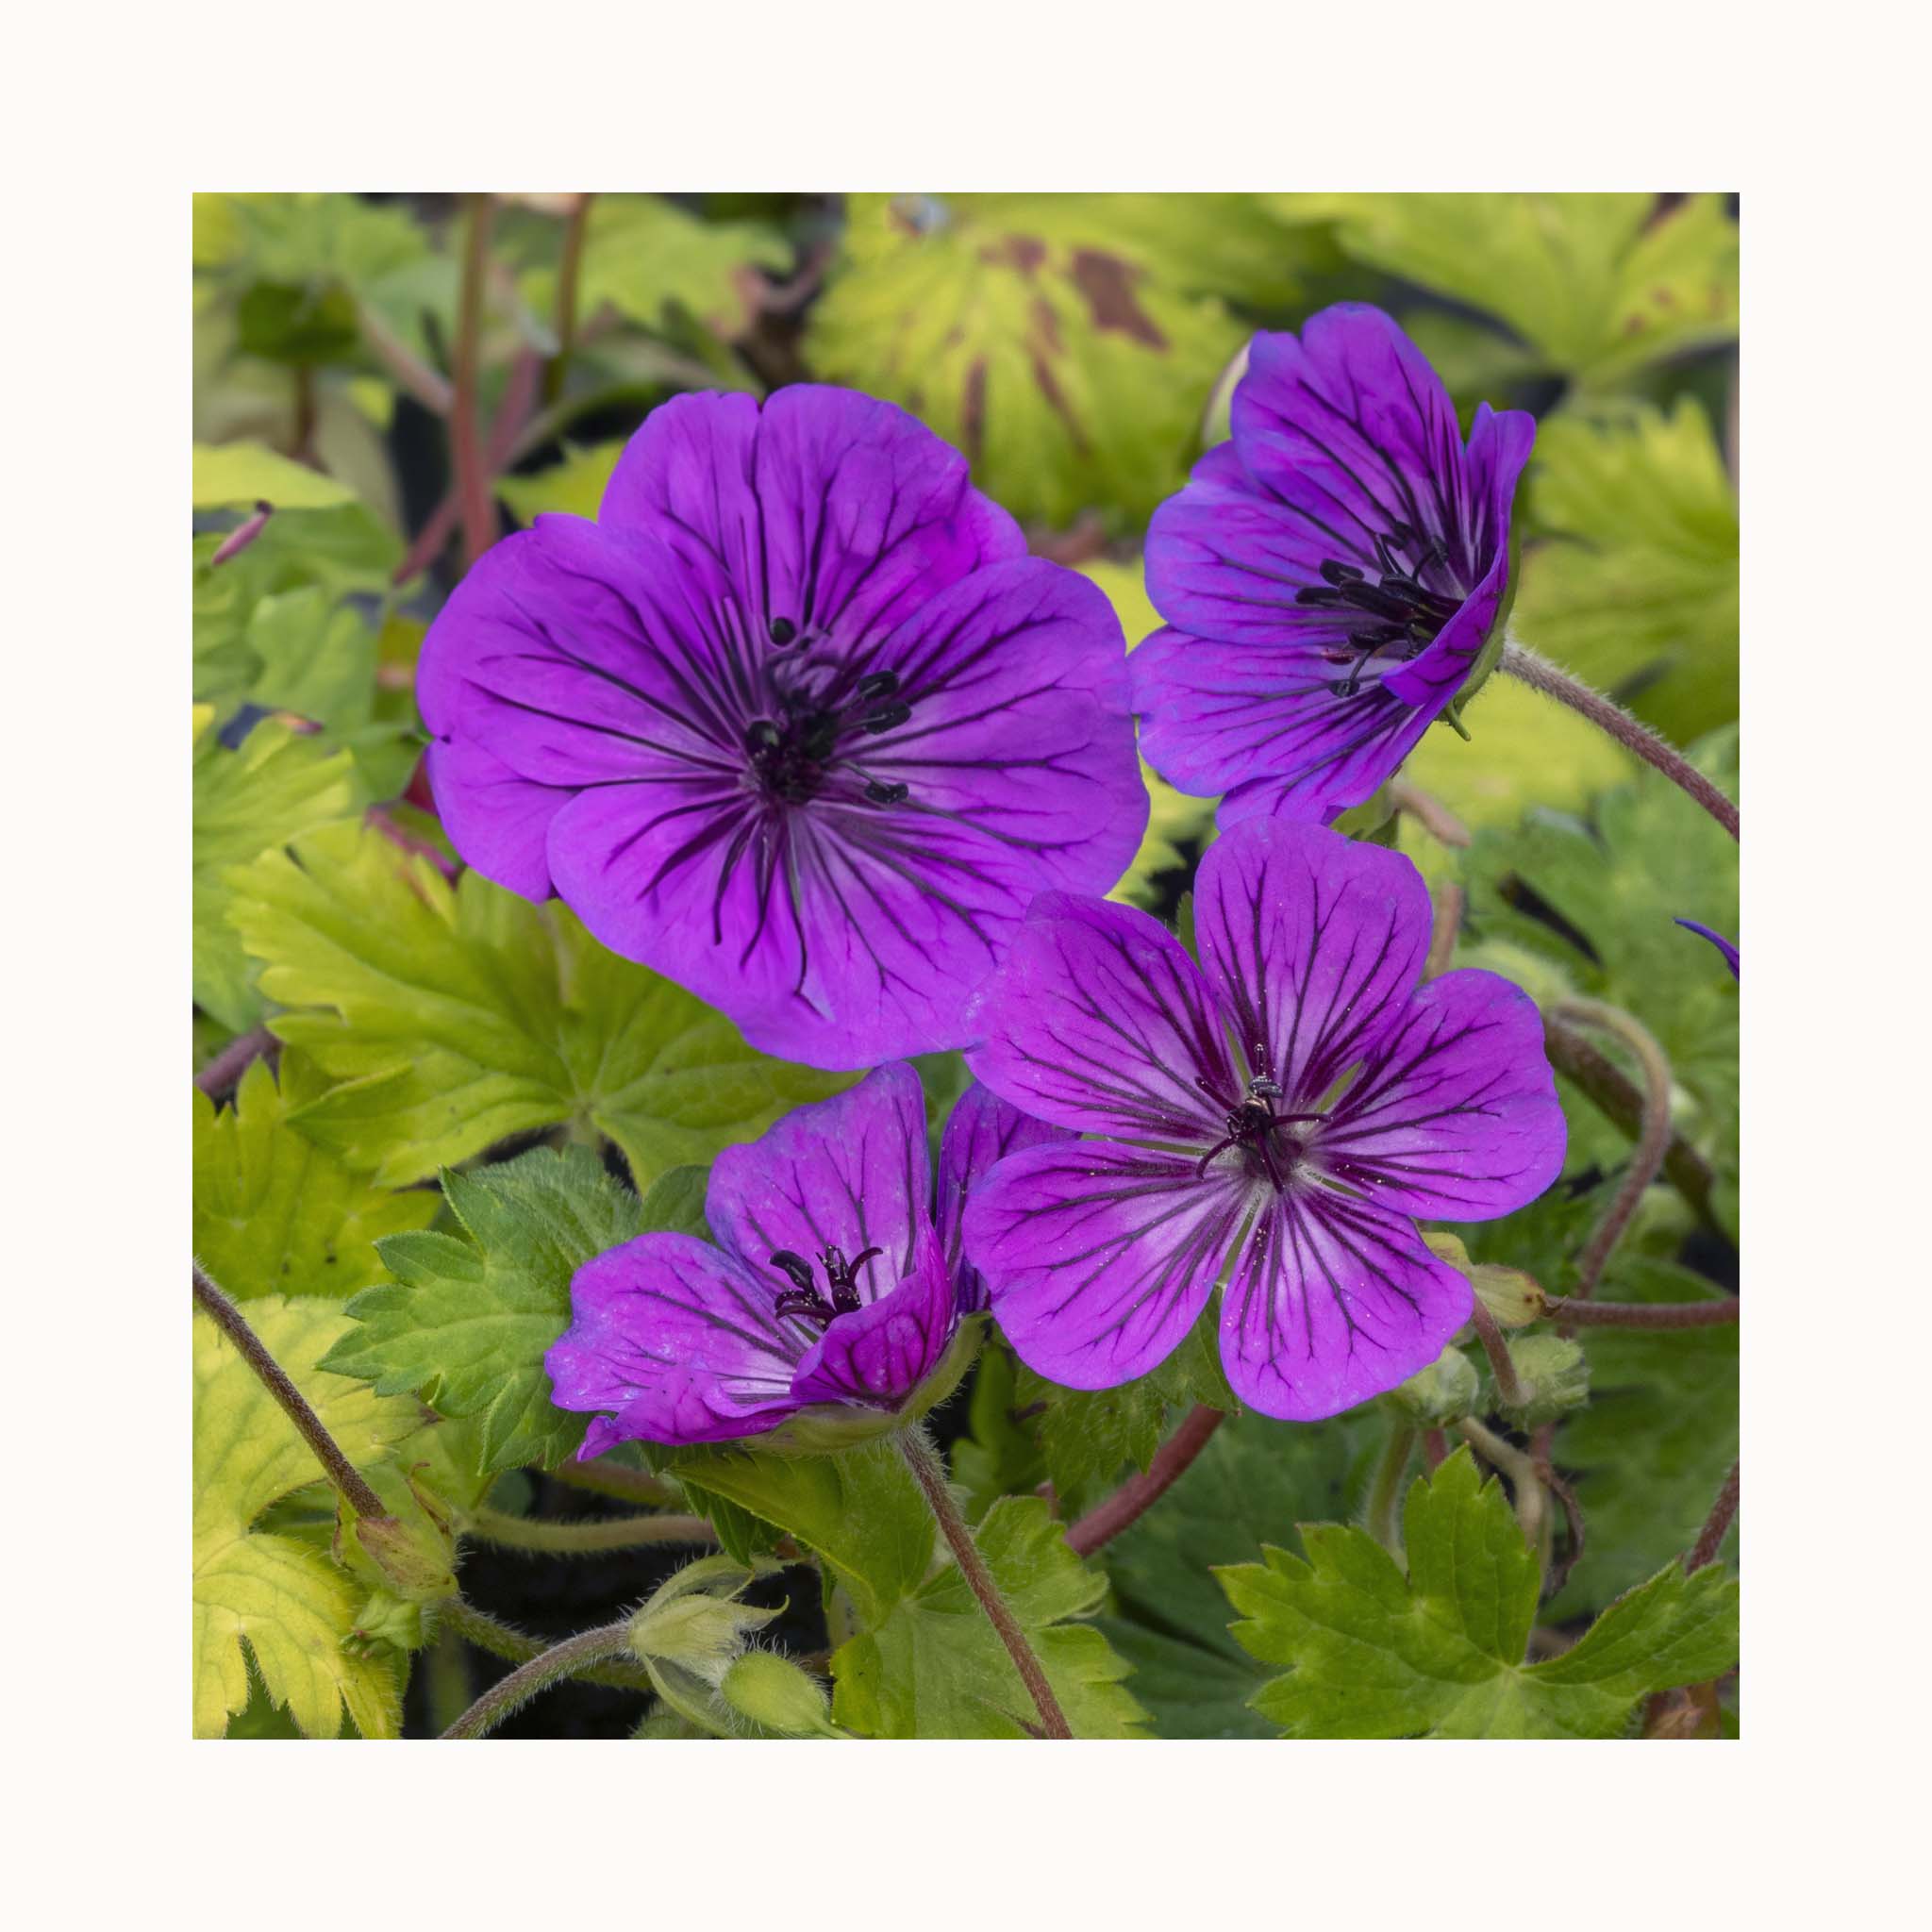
1424;881;1464;980
1550;998;1674;1302
899;1429;1074;1739
1467;1296;1524;1404
194;1025;275;1097
450;193;498;571
459;1504;715;1555
1391;779;1471;850
435;1597;658;1695
546;1458;683;1509
441;1621;635;1740
1366;1423;1419;1557
1543;1293;1738;1329
1687;1459;1740;1573
1456;1416;1547;1562
1066;1405;1227;1557
191;1266;391;1524
1500;640;1739;841
1543;1016;1716;1226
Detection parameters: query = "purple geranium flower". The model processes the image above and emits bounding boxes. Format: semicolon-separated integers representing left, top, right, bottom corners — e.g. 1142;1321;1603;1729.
1675;917;1740;980
417;386;1146;1069
1134;304;1536;825
960;817;1566;1421
545;1065;1058;1452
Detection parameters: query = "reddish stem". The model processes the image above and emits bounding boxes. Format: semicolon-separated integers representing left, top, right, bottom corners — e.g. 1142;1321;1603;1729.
1066;1405;1226;1557
1543;1294;1738;1329
194;1025;275;1097
1687;1460;1740;1573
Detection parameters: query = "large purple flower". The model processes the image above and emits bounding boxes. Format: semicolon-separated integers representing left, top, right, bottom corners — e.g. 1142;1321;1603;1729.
960;818;1566;1421
1134;304;1536;825
418;386;1147;1069
545;1065;1064;1451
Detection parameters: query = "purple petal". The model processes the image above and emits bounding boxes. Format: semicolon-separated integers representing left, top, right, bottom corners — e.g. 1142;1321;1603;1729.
936;1081;1075;1313
705;1064;934;1305
791;1223;956;1407
1232;306;1477;586
1674;918;1740;980
963;1141;1246;1390
1219;1191;1472;1420
964;891;1236;1144
1132;625;1438;826
599;386;1024;651
1314;968;1566;1219
546;1233;805;1449
1192;816;1430;1108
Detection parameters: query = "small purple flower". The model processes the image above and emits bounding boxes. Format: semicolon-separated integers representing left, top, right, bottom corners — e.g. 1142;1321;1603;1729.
960;818;1566;1421
545;1065;1059;1451
1675;917;1740;980
418;386;1147;1069
1134;304;1536;825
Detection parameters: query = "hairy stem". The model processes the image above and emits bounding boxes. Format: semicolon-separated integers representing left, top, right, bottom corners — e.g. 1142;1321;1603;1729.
544;193;594;404
441;1621;636;1740
451;193;498;570
1467;1296;1524;1404
1066;1405;1227;1557
1687;1460;1740;1573
1500;640;1739;841
194;1025;275;1097
1551;998;1675;1301
459;1504;716;1555
546;1458;683;1509
1456;1416;1546;1560
191;1266;390;1523
1543;1017;1717;1225
435;1597;658;1695
1543;1293;1738;1329
900;1429;1073;1739
1366;1423;1419;1556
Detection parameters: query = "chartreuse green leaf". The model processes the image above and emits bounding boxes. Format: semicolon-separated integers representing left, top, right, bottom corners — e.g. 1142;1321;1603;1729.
193;1052;438;1301
555;194;788;340
497;440;625;525
319;1147;702;1475
193;714;364;1030
1219;1447;1737;1738
193;1295;422;1738
1098;1407;1377;1739
192;441;358;509
833;1495;1148;1739
810;194;1260;532
226;821;847;1187
673;1443;936;1629
1281;192;1737;387
1514;399;1739;743
1546;1257;1739;1619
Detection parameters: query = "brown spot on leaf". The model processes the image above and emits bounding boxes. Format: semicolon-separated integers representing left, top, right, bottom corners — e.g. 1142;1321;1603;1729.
1070;250;1166;349
1028;347;1089;455
993;233;1048;276
961;357;988;467
1030;296;1063;357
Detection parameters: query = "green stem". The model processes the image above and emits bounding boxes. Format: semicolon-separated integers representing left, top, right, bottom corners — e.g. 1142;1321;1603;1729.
191;1266;391;1524
1366;1423;1419;1556
1543;1294;1738;1329
451;193;497;570
441;1621;636;1740
899;1429;1074;1739
435;1597;658;1695
1500;640;1739;841
1550;998;1674;1302
546;1458;683;1509
459;1504;715;1555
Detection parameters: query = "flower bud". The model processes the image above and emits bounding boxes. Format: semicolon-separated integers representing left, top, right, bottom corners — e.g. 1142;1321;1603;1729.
1388;1343;1479;1424
1497;1335;1591;1426
629;1555;781;1685
719;1652;840;1738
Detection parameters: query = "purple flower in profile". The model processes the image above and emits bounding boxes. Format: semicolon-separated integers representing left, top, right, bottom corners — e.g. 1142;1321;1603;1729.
417;386;1146;1069
545;1065;1060;1451
1675;917;1740;980
960;818;1566;1421
1134;304;1536;825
